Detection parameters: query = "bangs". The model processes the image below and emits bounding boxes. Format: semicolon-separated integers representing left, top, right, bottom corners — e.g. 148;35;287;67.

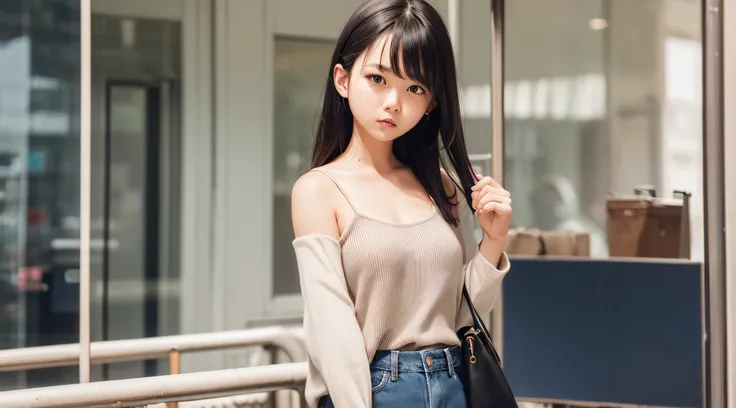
364;13;441;94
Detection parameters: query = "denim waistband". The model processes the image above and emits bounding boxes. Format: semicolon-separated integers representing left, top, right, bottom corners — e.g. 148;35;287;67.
371;346;461;374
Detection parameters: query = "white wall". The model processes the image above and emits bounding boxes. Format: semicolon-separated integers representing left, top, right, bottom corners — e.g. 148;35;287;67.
212;0;449;346
272;0;446;39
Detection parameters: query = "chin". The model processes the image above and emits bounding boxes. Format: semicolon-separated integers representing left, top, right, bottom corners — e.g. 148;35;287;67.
369;129;403;143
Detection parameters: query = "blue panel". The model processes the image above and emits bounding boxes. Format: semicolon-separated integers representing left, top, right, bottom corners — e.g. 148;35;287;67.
502;258;702;408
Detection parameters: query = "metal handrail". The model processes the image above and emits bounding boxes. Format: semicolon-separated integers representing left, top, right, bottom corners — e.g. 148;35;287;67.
0;362;308;408
146;392;270;408
0;326;305;372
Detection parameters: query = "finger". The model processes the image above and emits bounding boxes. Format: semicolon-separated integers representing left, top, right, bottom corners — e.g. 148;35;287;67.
476;202;501;217
476;194;512;213
471;190;485;209
480;202;513;218
477;197;511;214
471;176;493;191
472;189;507;210
477;188;512;206
472;186;508;209
473;189;510;211
480;185;510;197
471;176;503;191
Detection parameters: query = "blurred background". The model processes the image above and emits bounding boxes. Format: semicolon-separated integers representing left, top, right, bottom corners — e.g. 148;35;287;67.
0;1;732;408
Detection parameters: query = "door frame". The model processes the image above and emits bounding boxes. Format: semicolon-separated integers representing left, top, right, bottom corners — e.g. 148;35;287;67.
210;0;364;335
90;0;216;365
101;80;165;379
703;0;729;406
724;0;736;404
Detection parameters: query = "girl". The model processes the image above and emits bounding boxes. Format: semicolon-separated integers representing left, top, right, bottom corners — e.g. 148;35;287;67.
291;0;512;407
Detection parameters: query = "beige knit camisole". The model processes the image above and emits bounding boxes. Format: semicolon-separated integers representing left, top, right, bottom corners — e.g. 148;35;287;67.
293;169;510;408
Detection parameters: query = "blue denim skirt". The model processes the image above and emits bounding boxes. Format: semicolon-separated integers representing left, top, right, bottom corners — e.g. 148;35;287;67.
319;346;466;408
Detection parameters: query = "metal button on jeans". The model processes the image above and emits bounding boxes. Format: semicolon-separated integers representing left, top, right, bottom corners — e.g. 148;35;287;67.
425;355;434;366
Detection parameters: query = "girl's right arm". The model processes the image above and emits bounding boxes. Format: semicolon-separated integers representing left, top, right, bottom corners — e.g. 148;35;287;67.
291;171;372;408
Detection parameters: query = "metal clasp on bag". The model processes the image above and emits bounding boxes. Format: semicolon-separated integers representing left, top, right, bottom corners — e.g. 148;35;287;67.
464;328;479;364
463;328;479;336
466;336;477;364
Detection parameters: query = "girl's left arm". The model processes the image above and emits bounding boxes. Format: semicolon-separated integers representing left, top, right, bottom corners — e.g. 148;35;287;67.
440;170;511;328
458;240;511;327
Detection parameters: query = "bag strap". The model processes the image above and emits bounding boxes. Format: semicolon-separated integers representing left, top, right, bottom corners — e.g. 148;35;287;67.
462;285;493;339
463;285;504;365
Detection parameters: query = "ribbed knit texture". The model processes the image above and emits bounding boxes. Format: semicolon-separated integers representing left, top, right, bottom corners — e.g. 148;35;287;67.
293;170;510;408
340;210;466;353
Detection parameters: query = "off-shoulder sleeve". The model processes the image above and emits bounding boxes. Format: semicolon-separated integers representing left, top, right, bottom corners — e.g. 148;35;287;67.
456;241;511;329
293;234;371;408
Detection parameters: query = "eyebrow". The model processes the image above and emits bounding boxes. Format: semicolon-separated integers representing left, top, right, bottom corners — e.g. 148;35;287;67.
364;62;424;85
366;63;390;72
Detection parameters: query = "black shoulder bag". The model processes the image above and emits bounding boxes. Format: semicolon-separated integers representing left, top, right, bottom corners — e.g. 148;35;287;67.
456;286;519;408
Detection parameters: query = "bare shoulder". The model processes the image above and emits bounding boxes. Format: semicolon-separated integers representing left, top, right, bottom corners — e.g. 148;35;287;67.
291;170;341;239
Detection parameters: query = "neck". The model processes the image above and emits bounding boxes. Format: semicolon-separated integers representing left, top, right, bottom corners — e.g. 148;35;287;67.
340;120;400;173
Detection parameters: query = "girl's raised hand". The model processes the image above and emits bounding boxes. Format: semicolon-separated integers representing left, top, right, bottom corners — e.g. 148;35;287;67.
470;175;512;245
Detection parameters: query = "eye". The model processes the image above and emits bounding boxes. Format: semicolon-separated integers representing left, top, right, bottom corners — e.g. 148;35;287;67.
408;85;425;94
367;75;385;85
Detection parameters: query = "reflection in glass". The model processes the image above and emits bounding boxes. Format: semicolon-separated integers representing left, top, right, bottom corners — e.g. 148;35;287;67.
272;37;335;296
457;0;494;247
503;0;703;260
0;0;81;389
102;84;164;379
91;14;182;380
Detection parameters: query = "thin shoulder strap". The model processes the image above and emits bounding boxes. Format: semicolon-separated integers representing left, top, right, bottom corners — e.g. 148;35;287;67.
309;169;359;213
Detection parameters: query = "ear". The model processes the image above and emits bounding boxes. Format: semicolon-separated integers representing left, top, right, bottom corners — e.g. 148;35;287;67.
426;99;437;114
333;64;350;98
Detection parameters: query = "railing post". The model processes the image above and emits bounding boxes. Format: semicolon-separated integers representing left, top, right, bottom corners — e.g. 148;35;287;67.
265;345;278;408
168;349;181;375
166;349;181;408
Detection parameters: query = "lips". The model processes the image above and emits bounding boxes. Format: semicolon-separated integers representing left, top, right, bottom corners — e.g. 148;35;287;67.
378;118;396;127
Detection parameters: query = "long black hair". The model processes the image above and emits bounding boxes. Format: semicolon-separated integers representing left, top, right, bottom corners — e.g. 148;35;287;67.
311;0;477;226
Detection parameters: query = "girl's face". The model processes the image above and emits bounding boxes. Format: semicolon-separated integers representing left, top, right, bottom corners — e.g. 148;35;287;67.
333;35;435;143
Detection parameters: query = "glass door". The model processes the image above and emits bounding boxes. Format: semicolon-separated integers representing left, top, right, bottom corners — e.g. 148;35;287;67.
100;82;167;379
90;12;182;381
502;0;704;260
497;0;718;406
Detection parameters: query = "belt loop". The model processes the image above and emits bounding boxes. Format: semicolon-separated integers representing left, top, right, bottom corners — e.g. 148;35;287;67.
390;351;399;381
444;348;455;377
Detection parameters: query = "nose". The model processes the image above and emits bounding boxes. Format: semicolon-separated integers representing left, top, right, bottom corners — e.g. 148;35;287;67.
383;88;400;112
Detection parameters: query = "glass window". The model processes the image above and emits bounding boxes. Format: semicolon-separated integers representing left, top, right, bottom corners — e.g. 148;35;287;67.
457;0;495;247
90;13;182;380
0;0;81;389
504;0;703;260
272;37;335;296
